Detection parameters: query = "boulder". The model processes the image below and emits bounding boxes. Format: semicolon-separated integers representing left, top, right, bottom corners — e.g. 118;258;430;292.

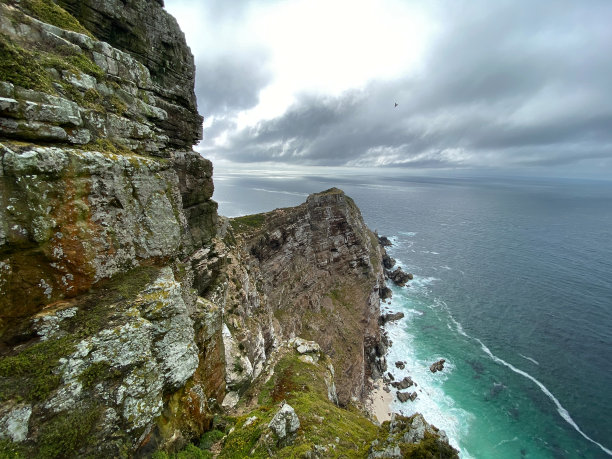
378;236;393;247
385;268;413;287
382;253;396;269
394;361;405;370
379;312;404;325
391;376;413;390
430;359;446;373
268;403;300;439
396;391;418;403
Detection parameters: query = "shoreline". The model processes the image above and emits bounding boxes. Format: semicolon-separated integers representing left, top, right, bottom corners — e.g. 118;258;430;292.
365;378;393;424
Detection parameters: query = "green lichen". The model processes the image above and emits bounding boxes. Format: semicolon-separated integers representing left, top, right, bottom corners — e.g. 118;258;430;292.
0;336;74;402
0;34;53;92
20;0;93;37
109;94;128;116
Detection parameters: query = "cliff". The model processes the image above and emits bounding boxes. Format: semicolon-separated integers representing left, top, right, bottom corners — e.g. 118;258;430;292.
0;1;457;457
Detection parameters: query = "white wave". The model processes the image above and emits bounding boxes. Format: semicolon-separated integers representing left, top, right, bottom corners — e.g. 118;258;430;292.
477;340;612;456
494;437;519;449
398;231;417;237
444;309;612;456
382;298;469;455
440;265;452;270
519;353;540;366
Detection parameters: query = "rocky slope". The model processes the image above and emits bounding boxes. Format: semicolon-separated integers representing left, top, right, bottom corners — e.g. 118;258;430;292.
0;1;457;457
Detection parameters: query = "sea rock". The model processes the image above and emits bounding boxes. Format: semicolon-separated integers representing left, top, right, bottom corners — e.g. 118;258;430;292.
394;361;405;370
382;253;396;269
430;359;446;373
396;391;418;403
385;267;413;287
391;376;414;390
379;312;404;325
379;286;393;300
268;403;300;439
378;235;393;247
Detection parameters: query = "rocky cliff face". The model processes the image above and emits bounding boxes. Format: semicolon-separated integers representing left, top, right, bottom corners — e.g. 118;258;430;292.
0;1;456;457
1;0;219;455
222;188;388;406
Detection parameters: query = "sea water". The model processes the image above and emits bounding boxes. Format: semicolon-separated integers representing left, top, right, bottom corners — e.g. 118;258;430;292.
214;171;612;458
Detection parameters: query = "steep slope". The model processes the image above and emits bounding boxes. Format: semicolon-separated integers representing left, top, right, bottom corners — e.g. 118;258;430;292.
222;188;388;406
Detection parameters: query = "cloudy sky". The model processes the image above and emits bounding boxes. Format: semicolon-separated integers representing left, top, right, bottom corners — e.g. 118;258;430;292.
165;0;612;179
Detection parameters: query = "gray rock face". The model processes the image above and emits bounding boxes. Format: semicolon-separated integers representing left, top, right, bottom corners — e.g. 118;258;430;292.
0;3;200;155
0;404;32;442
55;0;203;148
43;267;199;433
222;323;254;391
0;144;192;318
233;188;388;405
268;403;300;439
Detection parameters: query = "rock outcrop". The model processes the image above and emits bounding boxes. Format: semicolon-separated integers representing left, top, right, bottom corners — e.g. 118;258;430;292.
430;359;446;373
224;188;388;405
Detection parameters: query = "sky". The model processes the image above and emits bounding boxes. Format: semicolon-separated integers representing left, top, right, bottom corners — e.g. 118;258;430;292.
165;0;612;179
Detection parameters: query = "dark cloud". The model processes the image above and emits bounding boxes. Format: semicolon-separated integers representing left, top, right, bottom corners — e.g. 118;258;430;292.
195;51;272;114
186;0;612;176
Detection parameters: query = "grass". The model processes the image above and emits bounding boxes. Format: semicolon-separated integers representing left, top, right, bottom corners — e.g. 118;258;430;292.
229;214;266;234
221;352;378;458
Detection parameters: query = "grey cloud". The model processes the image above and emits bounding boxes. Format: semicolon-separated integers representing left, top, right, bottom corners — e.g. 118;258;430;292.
195;0;612;175
195;51;272;114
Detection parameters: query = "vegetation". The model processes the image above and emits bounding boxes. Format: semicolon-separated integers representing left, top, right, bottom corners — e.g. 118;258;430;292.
229;214;267;234
37;404;102;459
221;351;378;458
0;34;53;92
0;335;74;402
20;0;93;37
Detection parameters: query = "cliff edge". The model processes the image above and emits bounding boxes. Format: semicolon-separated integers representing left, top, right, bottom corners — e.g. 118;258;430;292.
0;1;457;457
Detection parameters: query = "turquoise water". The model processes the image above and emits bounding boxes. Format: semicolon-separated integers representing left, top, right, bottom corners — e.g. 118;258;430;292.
214;172;612;458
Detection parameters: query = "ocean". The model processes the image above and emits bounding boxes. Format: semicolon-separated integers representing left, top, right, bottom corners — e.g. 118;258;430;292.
213;169;612;458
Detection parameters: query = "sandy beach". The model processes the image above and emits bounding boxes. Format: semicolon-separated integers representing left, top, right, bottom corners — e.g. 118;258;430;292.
366;379;394;423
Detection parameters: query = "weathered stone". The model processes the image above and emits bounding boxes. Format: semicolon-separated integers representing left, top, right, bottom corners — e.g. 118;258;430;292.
430;359;446;373
379;312;404;325
268;403;300;439
56;0;203;148
396;391;417;403
0;404;32;442
394;361;405;370
391;376;414;390
222;324;254;391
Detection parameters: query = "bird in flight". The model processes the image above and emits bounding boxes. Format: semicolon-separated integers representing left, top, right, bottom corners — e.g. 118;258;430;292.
394;102;399;108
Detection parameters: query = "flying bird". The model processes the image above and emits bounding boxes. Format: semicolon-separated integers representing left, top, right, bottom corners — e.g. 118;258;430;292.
394;102;399;108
